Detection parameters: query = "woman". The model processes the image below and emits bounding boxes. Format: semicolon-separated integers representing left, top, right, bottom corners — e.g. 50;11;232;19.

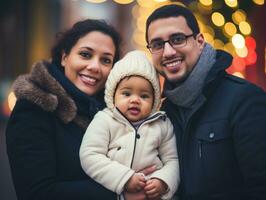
6;19;121;200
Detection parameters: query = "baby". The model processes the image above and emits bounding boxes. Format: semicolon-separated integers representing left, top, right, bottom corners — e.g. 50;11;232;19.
80;50;179;200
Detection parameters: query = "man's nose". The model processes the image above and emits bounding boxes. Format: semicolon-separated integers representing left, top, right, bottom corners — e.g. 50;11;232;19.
163;42;176;58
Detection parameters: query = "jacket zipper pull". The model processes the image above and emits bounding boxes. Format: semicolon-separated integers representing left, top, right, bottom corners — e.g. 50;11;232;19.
199;141;202;158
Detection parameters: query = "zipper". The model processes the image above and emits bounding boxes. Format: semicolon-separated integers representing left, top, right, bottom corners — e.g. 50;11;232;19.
115;108;165;169
198;141;202;158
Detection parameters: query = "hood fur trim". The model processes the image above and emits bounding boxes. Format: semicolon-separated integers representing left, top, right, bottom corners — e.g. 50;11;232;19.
13;61;77;123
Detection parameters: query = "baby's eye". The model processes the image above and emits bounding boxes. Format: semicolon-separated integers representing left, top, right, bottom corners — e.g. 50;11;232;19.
122;91;130;97
140;94;150;99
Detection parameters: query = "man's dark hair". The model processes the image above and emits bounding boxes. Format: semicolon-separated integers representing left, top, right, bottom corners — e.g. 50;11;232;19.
145;4;200;42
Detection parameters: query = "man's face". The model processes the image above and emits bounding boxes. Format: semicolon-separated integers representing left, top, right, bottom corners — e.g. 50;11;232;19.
147;16;205;83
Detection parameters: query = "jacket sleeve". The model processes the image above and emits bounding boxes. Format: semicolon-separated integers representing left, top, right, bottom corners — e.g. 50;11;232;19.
149;117;179;200
79;111;135;194
232;84;266;199
6;100;116;200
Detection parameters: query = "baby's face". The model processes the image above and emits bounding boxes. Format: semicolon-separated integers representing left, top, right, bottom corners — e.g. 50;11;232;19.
114;76;154;122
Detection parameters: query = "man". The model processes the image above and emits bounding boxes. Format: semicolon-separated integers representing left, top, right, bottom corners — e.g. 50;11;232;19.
145;4;266;200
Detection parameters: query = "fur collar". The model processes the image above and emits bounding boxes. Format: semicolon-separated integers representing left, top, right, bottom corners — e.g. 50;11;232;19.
13;61;78;124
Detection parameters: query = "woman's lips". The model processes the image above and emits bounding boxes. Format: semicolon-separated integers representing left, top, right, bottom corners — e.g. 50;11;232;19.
80;74;97;86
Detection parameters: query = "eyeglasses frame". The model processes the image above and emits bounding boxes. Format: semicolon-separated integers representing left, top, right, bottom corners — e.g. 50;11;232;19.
146;33;195;54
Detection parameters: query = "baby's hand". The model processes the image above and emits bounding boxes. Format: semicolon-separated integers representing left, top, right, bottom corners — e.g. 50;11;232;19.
125;173;146;192
144;178;168;199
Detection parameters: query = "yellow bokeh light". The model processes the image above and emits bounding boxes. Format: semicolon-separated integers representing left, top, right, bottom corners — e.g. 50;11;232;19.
132;5;140;18
213;39;224;50
224;42;235;55
239;21;251;35
113;0;134;4
197;2;212;14
136;16;147;32
85;0;106;3
224;22;237;37
154;0;168;2
199;0;213;6
203;32;214;44
211;12;225;27
232;34;245;49
232;9;246;25
133;30;146;46
137;0;157;7
235;46;248;57
8;92;17;112
253;0;265;5
225;0;238;8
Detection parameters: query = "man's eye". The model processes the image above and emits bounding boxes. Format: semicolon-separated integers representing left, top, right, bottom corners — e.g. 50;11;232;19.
171;35;186;45
151;41;163;50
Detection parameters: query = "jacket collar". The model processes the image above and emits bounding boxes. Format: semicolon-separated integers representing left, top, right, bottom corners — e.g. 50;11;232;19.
104;107;166;129
12;60;100;129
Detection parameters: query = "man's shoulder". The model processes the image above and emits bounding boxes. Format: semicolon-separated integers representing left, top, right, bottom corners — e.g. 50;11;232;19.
224;74;246;84
223;74;265;93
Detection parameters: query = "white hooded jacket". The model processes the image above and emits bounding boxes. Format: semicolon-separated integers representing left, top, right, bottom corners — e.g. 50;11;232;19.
80;107;179;199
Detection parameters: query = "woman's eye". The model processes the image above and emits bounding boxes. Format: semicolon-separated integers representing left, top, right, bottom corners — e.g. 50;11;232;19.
79;51;91;58
101;57;113;65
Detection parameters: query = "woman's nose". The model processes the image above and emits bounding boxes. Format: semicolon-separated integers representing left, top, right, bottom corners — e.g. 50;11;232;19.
86;58;100;72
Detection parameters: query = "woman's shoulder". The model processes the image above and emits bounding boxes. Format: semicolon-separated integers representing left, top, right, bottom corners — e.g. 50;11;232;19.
8;98;54;126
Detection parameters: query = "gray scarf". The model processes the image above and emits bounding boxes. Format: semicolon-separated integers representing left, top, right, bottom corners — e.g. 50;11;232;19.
164;43;216;108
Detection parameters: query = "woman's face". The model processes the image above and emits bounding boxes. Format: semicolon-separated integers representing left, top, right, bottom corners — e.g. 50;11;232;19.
61;31;116;96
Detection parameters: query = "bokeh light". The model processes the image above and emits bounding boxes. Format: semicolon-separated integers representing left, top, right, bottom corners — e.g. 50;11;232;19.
224;22;237;37
232;34;245;49
113;0;134;4
225;0;238;8
239;21;251;35
232;9;247;25
252;0;265;5
211;12;225;27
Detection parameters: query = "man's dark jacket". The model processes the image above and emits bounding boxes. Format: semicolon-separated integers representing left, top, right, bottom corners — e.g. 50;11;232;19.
162;50;266;200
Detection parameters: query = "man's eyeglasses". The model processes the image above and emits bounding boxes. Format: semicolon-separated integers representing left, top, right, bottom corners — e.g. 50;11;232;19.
147;33;194;54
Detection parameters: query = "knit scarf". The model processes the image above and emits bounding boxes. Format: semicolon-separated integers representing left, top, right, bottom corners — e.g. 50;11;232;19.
163;43;216;108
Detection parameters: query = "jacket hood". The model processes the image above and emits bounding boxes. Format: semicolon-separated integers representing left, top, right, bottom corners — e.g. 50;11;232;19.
205;50;232;82
12;61;77;124
202;50;233;97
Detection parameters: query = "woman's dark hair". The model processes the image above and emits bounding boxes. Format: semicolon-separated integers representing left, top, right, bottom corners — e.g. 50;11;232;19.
145;4;200;42
51;19;121;69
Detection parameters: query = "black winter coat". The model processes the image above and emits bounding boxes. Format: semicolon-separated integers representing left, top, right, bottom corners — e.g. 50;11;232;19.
6;61;116;200
162;51;266;200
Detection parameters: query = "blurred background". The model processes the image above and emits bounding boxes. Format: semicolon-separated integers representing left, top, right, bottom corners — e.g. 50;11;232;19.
0;0;265;199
